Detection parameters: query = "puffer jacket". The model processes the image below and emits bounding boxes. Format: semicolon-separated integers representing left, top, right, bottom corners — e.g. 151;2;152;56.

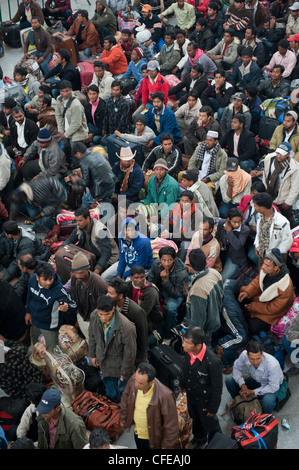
20;176;66;217
120;375;179;449
88;307;137;378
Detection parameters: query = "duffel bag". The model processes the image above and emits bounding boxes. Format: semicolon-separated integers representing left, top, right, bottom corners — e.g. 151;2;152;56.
230;393;262;425
231;413;279;449
71;390;122;441
2;22;21;48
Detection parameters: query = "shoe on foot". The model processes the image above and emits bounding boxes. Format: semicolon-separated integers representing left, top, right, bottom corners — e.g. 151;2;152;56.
162;338;172;346
185;436;207;449
152;330;161;342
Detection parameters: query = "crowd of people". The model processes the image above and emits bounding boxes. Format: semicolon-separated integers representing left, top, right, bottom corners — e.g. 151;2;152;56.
0;0;299;452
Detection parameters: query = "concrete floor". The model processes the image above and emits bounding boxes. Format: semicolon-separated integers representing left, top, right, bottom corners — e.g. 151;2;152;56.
1;0;299;451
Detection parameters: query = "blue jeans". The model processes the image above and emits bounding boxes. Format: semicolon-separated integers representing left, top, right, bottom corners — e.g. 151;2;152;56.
159;293;184;339
88;123;102;144
102;376;128;403
240;159;256;174
225;376;278;414
221;256;240;282
219;202;237;218
32;51;53;75
45;76;61;99
248;243;258;265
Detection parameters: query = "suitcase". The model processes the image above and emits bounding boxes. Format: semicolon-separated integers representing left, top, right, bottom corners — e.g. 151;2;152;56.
71;390;122;441
206;432;241;449
52;32;79;66
77;61;94;87
1;22;21;48
55;244;97;284
148;344;184;392
105;134;145;167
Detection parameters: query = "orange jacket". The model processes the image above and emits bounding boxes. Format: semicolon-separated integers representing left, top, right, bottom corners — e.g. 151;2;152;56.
100;45;128;76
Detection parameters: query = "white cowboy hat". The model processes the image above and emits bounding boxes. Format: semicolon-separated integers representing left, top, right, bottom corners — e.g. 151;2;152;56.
116;146;136;161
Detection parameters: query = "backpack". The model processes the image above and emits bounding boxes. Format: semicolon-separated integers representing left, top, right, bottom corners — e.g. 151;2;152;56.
231;413;279;449
260;96;292;123
253;330;285;369
230;393;263;425
275;373;291;411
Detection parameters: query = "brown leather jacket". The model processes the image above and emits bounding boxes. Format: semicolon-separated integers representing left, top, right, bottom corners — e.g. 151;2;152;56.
120;374;179;449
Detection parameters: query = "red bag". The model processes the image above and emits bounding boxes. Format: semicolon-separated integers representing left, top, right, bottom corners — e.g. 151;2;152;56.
71;390;122;441
77;61;94;87
231;413;279;449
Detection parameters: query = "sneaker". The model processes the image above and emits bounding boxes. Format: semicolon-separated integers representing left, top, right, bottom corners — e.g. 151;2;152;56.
170;326;182;337
185;436;207;449
152;330;161;342
162;338;172;346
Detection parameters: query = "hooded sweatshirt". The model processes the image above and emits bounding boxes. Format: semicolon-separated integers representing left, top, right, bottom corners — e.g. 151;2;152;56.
117;218;154;278
27;273;77;331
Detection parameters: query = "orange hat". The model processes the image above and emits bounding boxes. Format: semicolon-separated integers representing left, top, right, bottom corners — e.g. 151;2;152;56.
289;238;299;253
141;4;152;11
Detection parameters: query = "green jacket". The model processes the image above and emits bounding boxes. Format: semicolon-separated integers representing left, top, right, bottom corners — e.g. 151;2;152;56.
91;1;117;34
88;308;137;379
37;405;88;449
143;173;181;219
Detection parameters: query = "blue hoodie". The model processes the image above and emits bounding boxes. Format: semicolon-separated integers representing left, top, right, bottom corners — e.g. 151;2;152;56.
117;218;154;278
27;273;77;331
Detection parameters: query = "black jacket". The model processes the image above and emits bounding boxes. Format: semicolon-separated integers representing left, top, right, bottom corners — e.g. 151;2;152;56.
201;82;235;108
181;347;223;414
206;11;225;40
0;112;14;134
44;61;81;91
215;218;250;267
219;127;259;163
168;73;209;106
84;98;106;136
10;117;39;151
188;28;215;51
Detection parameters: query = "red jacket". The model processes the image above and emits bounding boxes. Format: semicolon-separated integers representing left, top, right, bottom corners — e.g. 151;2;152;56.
187;0;209;17
142;73;169;105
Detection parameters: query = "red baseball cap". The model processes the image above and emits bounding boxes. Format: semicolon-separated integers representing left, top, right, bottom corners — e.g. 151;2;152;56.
288;34;299;42
289;238;299;253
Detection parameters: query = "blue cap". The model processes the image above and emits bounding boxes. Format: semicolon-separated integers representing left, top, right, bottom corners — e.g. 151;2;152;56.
36;389;61;414
276;141;292;155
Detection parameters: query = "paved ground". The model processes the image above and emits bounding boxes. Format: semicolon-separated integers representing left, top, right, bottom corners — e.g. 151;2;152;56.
1;0;299;451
